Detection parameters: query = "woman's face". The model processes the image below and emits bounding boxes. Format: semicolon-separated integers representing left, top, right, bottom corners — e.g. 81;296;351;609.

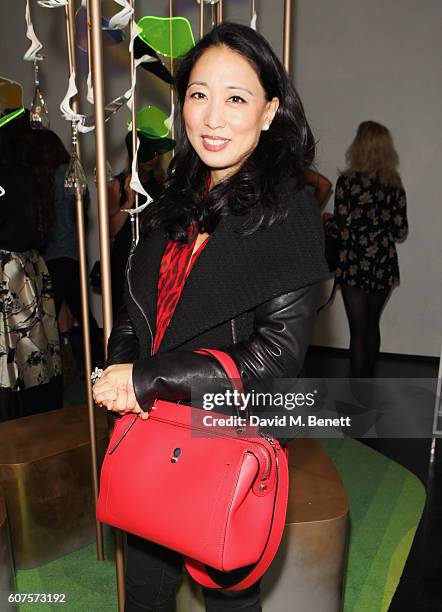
183;45;279;185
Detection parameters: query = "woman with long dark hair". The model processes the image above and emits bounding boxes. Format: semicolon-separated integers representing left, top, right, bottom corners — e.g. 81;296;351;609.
0;115;62;421
325;121;408;376
93;23;328;611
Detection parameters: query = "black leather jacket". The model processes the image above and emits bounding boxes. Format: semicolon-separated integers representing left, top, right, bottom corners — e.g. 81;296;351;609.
106;183;329;411
107;283;322;411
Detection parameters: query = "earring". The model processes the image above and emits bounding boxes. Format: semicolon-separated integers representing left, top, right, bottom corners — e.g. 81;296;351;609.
262;123;270;131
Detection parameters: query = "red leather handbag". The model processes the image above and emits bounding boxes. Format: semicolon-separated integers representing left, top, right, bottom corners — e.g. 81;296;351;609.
96;349;289;591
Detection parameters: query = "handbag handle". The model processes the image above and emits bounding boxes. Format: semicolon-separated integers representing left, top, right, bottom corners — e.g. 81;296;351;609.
194;348;249;424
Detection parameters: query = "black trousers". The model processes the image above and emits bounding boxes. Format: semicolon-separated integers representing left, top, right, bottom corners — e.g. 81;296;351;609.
125;535;262;612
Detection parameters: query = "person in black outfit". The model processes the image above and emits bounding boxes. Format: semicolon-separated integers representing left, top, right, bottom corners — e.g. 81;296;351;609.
325;121;408;376
108;132;175;314
0;114;62;420
93;23;329;611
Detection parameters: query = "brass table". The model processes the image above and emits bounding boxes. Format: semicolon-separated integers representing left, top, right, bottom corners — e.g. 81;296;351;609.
0;405;108;569
177;438;349;612
0;492;16;608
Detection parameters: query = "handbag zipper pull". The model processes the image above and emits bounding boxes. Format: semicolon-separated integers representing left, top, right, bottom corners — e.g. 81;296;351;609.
257;433;279;490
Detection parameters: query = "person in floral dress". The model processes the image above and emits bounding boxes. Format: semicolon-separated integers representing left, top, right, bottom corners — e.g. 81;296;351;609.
325;121;408;376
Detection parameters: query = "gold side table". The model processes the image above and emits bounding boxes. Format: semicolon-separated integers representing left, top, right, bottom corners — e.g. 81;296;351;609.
0;492;16;610
0;405;108;569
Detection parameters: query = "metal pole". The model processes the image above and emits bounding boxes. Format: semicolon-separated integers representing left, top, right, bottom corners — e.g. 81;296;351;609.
169;0;175;140
251;0;256;20
64;0;104;562
218;0;223;23
283;0;292;72
216;0;223;24
129;0;139;242
88;1;113;344
89;1;126;608
199;0;204;39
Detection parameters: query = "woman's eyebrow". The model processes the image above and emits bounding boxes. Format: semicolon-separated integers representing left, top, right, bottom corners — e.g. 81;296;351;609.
226;85;254;96
187;81;253;96
187;81;207;88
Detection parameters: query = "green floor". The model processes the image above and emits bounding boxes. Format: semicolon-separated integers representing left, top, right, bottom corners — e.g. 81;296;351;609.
321;439;425;612
16;438;426;612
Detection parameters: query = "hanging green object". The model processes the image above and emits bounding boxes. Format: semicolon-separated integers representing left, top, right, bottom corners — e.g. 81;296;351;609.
137;16;195;59
0;107;25;129
128;105;170;139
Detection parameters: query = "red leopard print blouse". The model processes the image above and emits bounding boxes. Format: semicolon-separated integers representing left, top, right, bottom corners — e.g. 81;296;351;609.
153;232;209;354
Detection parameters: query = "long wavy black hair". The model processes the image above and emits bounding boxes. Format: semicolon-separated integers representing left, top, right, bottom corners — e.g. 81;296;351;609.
142;22;315;242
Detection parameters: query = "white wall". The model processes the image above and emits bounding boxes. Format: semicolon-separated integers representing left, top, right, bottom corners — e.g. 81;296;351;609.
293;0;442;356
1;1;440;356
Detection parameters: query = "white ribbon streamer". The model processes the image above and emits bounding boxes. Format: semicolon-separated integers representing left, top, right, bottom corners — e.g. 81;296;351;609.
130;136;154;205
125;24;141;111
125;23;169;200
164;103;175;132
125;55;156;113
77;121;96;134
81;92;132;130
124;22;159;112
87;71;94;105
109;0;133;30
59;72;94;133
250;12;257;31
60;72;84;122
129;22;142;53
130;199;151;215
137;55;159;66
55;1;147;134
124;86;134;113
37;0;68;7
24;0;43;61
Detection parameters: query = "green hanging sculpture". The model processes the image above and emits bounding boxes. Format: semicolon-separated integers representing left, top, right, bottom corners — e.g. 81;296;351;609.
137;16;195;59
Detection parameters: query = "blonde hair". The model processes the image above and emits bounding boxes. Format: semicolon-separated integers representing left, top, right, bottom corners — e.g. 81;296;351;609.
344;121;402;186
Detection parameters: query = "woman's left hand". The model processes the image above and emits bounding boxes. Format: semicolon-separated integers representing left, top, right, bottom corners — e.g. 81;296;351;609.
93;364;148;419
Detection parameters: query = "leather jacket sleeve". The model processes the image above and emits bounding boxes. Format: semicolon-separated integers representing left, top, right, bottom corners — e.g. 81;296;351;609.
131;282;322;411
106;306;140;366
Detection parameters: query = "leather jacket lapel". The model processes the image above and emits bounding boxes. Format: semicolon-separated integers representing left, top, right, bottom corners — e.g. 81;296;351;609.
159;216;240;352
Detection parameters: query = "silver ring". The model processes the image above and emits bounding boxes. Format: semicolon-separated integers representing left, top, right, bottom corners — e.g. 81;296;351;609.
91;367;104;386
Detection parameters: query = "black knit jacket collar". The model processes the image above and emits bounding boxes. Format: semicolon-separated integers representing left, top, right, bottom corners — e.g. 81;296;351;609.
127;185;329;354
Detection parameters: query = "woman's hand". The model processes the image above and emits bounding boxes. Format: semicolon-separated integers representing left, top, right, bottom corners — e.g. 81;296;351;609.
92;364;149;419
